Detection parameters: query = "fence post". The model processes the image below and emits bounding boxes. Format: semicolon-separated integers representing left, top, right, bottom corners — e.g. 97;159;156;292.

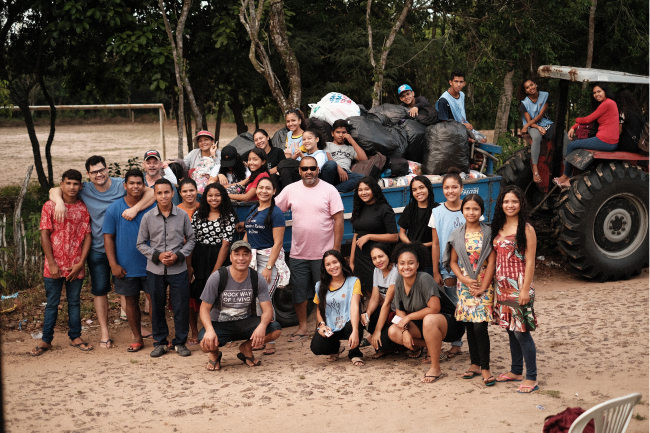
0;214;6;271
14;165;33;268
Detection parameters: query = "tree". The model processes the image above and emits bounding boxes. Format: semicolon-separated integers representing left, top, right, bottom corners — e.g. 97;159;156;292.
366;0;413;107
239;0;301;114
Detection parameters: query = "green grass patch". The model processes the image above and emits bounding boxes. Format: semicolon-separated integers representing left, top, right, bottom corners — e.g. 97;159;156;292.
541;390;561;398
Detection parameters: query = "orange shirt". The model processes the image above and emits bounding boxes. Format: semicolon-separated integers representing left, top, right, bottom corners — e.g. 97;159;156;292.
178;203;198;220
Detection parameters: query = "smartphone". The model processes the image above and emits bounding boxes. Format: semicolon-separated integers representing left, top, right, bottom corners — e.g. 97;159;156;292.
324;329;333;337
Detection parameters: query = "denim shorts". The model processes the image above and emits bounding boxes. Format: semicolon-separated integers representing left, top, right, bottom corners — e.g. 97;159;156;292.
114;276;148;297
289;258;321;304
87;250;112;296
198;317;282;347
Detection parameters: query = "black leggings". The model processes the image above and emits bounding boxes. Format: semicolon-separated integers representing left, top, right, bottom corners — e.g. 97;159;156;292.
466;322;490;370
310;320;363;359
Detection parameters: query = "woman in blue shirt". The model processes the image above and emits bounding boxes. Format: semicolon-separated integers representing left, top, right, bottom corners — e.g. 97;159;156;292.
243;176;287;355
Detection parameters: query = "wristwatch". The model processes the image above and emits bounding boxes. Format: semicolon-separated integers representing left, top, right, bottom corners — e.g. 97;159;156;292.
266;264;273;270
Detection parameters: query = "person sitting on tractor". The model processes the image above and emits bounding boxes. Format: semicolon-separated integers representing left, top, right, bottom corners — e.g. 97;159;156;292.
398;84;432;118
614;88;645;153
554;83;619;188
436;70;486;143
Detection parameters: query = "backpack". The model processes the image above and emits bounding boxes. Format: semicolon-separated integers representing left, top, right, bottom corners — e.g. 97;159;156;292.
212;267;259;314
350;152;387;179
575;121;598;139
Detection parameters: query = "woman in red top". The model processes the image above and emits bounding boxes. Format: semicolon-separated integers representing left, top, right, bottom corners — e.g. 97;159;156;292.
554;83;619;188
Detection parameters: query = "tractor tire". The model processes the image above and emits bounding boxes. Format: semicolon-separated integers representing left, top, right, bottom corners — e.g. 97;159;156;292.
273;285;315;328
497;147;533;189
556;161;649;281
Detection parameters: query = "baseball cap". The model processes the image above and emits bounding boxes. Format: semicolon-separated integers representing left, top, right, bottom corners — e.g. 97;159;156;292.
397;84;413;95
193;130;215;145
220;145;238;168
144;150;161;161
230;240;252;252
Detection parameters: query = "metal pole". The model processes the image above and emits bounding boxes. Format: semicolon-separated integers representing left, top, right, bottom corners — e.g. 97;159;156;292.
160;107;166;160
551;80;570;178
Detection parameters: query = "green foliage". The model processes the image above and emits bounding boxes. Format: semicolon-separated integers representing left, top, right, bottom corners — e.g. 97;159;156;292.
108;157;142;178
496;132;525;166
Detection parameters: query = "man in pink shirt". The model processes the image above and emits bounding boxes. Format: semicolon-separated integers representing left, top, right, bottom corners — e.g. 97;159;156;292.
276;156;344;341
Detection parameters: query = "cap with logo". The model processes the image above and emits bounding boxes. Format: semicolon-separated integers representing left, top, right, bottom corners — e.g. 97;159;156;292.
220;145;238;168
144;150;161;161
230;240;252;252
397;84;413;95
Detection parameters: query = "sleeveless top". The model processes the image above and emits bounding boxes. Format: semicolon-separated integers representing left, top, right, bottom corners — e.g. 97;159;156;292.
315;276;359;332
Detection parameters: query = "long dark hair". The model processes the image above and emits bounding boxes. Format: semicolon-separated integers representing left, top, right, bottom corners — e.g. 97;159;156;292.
247;147;269;186
317;250;355;323
219;153;247;182
442;166;463;190
195;183;235;225
303;128;326;151
491;185;529;254
517;79;535;102
351;177;390;224
245;176;279;228
285;108;307;131
404;176;438;234
614;88;641;120
591;82;615;110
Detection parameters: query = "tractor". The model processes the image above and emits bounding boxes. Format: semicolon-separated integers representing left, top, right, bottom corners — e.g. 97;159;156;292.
498;66;649;282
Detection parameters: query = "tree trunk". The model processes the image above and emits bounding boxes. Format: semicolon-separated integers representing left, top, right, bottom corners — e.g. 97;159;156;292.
367;0;413;107
11;87;48;189
185;96;193;152
493;69;515;145
239;0;301;114
39;76;56;187
196;75;208;131
229;89;248;135
177;91;185;158
215;97;224;144
253;105;259;130
583;0;597;89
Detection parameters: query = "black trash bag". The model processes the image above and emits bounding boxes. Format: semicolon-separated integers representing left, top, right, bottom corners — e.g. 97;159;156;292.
368;104;409;126
366;112;389;125
415;105;439;126
423;121;470;175
358;104;368;116
348;116;407;157
271;127;289;149
228;132;255;155
400;120;427;163
307;118;333;142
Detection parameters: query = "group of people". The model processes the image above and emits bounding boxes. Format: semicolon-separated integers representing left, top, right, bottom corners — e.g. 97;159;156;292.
33;69;643;391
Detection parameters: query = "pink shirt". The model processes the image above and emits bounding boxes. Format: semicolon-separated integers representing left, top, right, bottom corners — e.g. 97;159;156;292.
275;179;344;260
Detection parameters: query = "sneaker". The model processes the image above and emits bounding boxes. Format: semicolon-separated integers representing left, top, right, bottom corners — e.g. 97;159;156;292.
175;344;191;357
150;345;168;358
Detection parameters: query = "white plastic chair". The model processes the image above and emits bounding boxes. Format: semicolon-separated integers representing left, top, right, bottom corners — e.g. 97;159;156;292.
568;393;642;433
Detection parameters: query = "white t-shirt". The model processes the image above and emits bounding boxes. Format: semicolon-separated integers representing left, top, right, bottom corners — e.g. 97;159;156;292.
325;142;357;171
373;265;398;311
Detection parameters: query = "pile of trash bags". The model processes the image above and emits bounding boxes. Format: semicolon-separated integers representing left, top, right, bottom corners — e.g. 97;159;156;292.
268;92;475;175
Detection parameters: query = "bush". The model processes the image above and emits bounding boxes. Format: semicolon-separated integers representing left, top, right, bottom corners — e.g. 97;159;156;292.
495;132;525;167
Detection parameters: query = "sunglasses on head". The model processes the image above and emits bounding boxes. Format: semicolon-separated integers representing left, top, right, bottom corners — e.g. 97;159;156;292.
285;108;301;115
299;166;318;172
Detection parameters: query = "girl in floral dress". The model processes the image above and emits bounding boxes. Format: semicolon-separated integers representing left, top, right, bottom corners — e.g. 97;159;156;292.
491;185;539;393
444;194;496;386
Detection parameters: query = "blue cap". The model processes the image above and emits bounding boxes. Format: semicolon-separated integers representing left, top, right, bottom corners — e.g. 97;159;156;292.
397;84;413;95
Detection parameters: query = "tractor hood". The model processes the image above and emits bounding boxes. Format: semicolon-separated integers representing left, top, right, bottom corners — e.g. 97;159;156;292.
537;66;649;84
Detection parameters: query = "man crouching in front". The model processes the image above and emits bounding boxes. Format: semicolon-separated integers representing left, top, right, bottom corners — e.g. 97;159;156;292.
198;240;282;370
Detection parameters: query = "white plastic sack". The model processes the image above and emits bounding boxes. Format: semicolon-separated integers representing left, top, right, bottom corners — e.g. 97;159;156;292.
309;92;360;125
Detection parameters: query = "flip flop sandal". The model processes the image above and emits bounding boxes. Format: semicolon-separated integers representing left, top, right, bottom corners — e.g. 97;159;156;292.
327;347;345;362
236;352;261;367
372;351;388;359
533;172;542;183
462;370;481;379
445;350;462;359
350;357;364;366
99;339;114;349
142;334;154;340
31;346;50;356
517;384;539;394
497;373;522;382
127;343;144;353
70;341;93;351
287;333;308;342
206;352;223;371
408;347;423;359
484;376;497;386
263;344;276;355
252;344;266;351
553;178;570;190
187;338;199;346
422;372;447;384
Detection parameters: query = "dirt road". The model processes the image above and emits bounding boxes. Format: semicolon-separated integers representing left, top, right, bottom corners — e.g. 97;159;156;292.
2;268;648;432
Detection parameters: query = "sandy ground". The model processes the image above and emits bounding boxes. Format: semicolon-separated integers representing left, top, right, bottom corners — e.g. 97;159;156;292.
0;122;284;187
2;267;648;432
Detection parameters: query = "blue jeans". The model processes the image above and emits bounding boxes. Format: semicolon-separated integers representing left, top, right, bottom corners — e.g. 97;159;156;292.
42;277;84;344
147;271;190;347
508;330;537;380
87;250;112;296
563;136;617;176
320;161;364;193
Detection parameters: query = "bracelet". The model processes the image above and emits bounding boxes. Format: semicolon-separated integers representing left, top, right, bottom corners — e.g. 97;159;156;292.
402;328;409;333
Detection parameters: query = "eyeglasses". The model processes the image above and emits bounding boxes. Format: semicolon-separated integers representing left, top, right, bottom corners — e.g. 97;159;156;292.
299;166;318;172
88;167;107;176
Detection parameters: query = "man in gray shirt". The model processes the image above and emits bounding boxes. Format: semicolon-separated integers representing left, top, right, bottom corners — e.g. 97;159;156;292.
199;241;282;371
137;178;195;358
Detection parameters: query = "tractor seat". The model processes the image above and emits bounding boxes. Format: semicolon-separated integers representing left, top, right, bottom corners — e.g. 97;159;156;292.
565;149;649;170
